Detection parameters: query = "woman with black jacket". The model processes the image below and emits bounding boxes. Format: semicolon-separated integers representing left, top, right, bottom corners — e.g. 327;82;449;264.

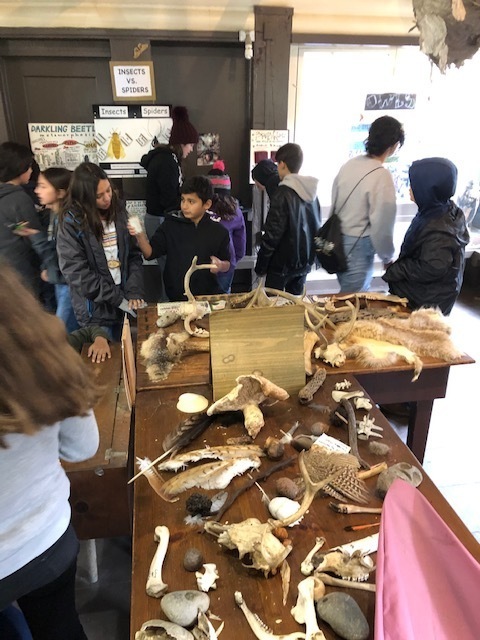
57;162;144;340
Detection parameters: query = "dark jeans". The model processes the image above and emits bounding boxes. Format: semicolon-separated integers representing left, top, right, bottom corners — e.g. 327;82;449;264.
265;272;307;295
0;524;87;640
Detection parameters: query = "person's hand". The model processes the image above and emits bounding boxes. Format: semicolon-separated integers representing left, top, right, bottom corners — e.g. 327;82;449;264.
40;269;49;282
128;299;146;310
127;221;145;237
210;256;222;273
383;261;393;270
87;337;111;363
11;221;40;237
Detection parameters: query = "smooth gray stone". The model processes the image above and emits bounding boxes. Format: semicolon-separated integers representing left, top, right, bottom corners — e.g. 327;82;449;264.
376;462;423;498
316;591;369;640
160;590;210;627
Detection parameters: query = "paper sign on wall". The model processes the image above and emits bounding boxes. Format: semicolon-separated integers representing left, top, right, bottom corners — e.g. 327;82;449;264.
250;129;289;182
109;61;156;102
28;123;98;170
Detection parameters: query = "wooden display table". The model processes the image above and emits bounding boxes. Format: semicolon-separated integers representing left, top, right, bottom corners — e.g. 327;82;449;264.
130;375;480;639
135;303;474;462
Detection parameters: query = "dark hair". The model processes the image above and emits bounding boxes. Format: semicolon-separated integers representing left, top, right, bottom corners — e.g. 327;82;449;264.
61;162;119;240
275;143;303;174
42;167;72;192
365;116;405;156
181;176;214;203
153;142;183;163
0;262;101;445
210;193;238;220
0;142;33;182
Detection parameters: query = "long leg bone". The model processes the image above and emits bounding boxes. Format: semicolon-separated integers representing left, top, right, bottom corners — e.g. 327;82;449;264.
291;577;326;640
301;537;326;576
235;591;306;640
146;525;170;597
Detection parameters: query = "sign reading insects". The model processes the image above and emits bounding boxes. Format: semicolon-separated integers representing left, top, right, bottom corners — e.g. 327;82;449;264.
92;104;172;177
109;61;156;102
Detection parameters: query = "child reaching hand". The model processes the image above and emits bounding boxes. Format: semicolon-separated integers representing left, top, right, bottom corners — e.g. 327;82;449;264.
129;176;231;301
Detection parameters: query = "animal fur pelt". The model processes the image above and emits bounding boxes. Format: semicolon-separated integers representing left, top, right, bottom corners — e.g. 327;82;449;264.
335;308;462;362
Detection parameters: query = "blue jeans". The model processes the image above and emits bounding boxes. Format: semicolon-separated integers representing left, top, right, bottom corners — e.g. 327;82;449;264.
55;284;79;333
217;269;234;294
337;235;375;293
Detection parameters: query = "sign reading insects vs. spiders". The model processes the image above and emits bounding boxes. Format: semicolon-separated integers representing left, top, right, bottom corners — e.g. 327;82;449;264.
92;104;172;177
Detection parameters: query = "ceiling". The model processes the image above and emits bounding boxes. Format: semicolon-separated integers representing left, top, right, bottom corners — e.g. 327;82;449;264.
0;1;416;37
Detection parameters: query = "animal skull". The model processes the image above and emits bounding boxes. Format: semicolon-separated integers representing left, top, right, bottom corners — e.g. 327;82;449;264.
313;549;375;582
315;342;346;367
204;518;292;577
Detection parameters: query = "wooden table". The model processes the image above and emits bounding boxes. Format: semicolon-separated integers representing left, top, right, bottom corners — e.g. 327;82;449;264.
130;375;480;639
63;344;132;539
135;304;474;463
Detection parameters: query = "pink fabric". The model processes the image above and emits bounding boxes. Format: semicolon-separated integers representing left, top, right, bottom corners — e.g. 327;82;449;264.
375;479;480;640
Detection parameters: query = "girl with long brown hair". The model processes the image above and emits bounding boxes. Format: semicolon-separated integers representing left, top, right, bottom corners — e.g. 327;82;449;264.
57;162;144;341
0;263;100;639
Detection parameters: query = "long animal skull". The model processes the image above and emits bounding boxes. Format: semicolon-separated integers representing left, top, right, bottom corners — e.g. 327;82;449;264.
313;549;375;582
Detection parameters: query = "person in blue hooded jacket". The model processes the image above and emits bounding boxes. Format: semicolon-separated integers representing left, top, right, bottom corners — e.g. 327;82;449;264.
383;157;469;315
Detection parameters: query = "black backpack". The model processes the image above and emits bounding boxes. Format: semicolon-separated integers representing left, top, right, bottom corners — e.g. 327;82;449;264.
314;166;382;274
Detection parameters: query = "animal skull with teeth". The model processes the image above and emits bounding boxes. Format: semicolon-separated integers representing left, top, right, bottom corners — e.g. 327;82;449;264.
313;549;375;582
204;518;292;577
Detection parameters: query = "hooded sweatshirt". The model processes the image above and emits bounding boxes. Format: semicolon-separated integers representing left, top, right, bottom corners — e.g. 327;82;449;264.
140;145;182;216
383;157;469;315
255;173;322;278
0;183;56;296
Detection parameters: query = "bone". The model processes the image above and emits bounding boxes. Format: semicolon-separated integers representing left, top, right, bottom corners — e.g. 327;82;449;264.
329;502;382;515
315;572;376;592
146;525;170;597
301;537;326;576
235;591;307;640
357;462;388;480
331;389;364;403
195;563;219;592
291;577;326;639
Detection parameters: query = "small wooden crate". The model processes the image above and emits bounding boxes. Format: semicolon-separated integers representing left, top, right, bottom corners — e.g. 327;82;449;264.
209;305;305;400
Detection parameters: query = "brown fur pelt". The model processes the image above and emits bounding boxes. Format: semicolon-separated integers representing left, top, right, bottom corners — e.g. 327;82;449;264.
140;330;174;381
335;308;462;362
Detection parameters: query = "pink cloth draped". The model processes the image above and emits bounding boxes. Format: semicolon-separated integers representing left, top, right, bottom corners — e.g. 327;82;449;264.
375;479;480;640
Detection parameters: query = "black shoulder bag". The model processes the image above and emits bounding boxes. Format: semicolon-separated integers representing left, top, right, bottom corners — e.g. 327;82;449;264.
314;167;381;274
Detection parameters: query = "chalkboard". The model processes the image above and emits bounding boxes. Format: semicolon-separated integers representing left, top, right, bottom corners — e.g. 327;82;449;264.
364;93;416;110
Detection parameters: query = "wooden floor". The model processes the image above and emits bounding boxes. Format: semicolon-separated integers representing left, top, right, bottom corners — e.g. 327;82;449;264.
75;283;480;640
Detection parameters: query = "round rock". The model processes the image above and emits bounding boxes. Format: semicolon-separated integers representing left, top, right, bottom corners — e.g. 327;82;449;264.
183;548;204;572
316;591;369;640
161;590;210;627
376;462;423;498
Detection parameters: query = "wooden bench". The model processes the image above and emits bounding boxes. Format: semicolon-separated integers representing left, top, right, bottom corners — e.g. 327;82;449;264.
62;343;132;541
